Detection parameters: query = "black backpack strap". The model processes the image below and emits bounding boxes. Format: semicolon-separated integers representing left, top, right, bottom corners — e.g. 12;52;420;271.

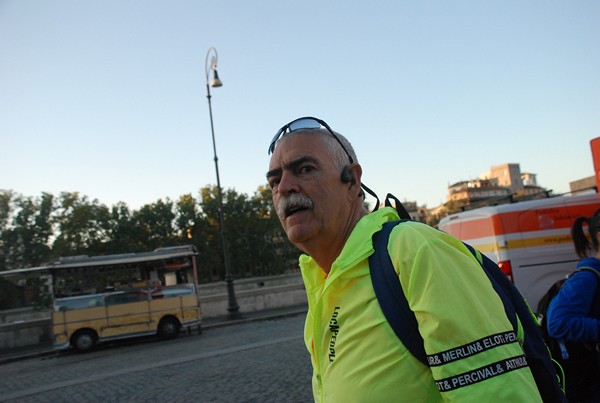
384;193;412;220
462;243;519;331
362;182;381;213
369;220;428;366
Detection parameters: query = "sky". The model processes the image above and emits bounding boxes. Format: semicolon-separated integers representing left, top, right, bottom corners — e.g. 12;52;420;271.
1;1;599;210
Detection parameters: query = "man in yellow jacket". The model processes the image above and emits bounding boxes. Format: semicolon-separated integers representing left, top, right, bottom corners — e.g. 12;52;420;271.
266;116;542;402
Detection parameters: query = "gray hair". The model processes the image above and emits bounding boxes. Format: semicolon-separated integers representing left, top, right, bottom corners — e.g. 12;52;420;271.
275;128;358;170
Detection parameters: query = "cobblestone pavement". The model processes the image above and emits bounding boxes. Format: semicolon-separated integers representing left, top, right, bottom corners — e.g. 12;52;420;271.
0;315;313;402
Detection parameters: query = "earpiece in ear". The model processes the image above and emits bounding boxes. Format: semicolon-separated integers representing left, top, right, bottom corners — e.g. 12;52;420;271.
341;166;353;184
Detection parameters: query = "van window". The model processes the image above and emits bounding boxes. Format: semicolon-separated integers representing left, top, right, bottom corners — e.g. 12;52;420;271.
105;291;148;306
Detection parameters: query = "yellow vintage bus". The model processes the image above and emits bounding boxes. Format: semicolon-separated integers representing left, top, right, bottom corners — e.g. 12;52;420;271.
50;245;202;352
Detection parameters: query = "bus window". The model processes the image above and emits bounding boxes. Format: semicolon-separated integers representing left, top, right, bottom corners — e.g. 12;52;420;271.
54;295;104;311
105;291;148;306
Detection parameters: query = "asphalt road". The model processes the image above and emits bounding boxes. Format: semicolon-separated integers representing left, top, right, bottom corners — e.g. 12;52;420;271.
0;314;313;402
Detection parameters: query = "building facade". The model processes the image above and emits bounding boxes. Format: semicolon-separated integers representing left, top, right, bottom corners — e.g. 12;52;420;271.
447;163;548;207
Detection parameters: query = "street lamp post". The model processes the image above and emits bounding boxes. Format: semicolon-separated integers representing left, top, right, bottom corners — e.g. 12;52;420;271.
205;46;239;317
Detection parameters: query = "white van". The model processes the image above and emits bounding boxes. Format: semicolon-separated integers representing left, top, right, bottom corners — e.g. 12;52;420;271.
438;193;600;310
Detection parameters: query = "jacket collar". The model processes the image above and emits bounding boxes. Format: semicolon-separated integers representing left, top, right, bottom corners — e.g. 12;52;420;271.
300;207;400;287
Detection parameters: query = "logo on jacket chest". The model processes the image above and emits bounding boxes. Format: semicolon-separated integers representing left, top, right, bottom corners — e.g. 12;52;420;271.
328;306;341;363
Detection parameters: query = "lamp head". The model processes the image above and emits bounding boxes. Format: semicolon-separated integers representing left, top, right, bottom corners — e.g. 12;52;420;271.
210;69;223;88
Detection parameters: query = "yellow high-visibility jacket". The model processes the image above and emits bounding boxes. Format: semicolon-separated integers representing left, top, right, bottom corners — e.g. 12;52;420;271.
300;207;541;402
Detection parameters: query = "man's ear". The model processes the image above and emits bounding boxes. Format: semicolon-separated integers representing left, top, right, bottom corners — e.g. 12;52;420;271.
347;163;362;193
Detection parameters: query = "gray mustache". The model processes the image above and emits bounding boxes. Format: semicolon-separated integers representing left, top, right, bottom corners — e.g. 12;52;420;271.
276;193;314;218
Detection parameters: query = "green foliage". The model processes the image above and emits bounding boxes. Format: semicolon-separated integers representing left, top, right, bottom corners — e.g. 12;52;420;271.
51;192;112;257
132;198;178;250
0;190;13;272
0;191;53;271
104;202;143;253
29;277;53;310
249;185;301;275
191;185;301;282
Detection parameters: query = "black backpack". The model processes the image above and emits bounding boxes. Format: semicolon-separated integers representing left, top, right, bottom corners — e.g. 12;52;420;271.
536;267;600;402
369;217;566;402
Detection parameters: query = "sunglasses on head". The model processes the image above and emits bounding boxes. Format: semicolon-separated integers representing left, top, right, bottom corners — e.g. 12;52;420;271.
268;116;354;164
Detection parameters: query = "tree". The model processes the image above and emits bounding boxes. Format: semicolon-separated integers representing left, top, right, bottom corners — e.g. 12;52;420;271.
248;185;301;276
52;192;111;258
101;202;145;254
0;192;54;271
195;185;300;282
175;194;198;242
31;192;54;264
197;186;230;282
131;198;178;251
0;186;303;293
0;190;14;271
220;189;261;278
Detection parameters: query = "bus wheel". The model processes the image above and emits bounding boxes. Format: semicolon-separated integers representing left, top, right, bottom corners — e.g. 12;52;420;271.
158;317;180;340
72;330;97;353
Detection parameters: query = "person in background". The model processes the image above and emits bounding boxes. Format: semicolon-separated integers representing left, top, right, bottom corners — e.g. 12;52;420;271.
547;210;600;402
266;116;542;402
